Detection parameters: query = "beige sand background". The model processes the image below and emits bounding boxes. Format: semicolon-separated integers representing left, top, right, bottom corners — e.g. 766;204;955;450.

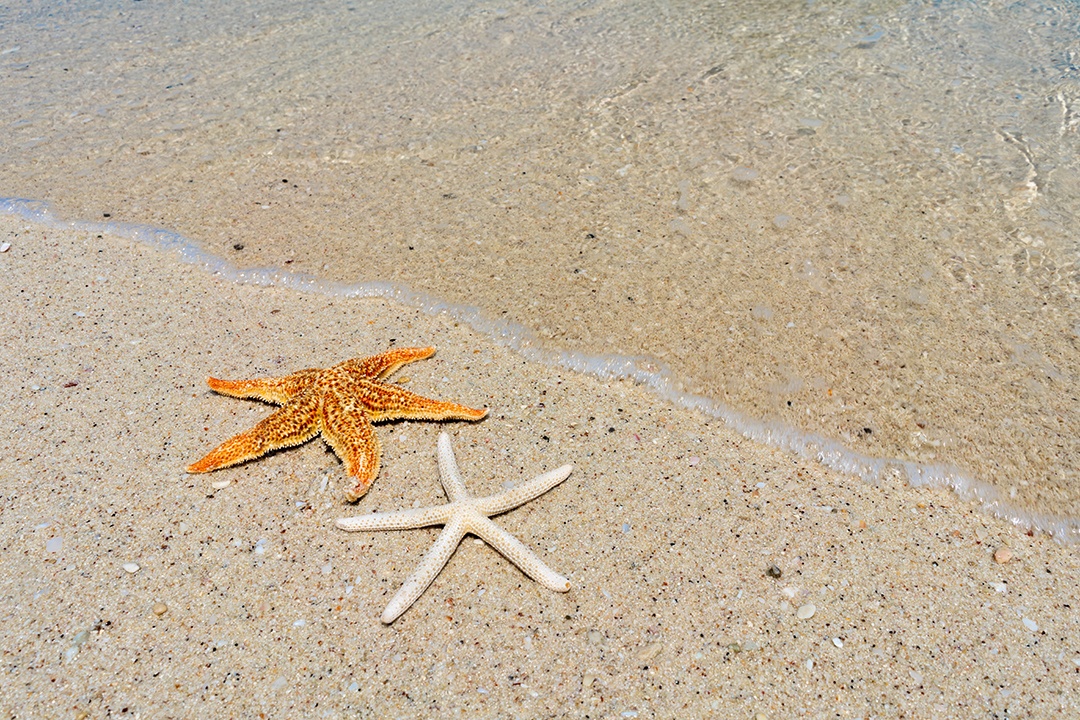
2;0;1079;525
3;213;1078;718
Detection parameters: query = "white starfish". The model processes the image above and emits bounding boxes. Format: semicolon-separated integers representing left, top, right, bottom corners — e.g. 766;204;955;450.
336;432;573;623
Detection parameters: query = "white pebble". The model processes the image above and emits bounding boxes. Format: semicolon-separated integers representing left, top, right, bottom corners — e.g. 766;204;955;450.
293;619;306;627
797;603;816;619
1022;617;1038;632
0;242;10;252
46;537;63;553
669;218;692;236
211;479;231;490
832;637;843;648
732;166;760;182
910;669;923;684
122;562;140;574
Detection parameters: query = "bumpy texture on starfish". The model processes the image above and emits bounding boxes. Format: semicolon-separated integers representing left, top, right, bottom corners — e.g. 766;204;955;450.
337;432;572;623
187;347;487;501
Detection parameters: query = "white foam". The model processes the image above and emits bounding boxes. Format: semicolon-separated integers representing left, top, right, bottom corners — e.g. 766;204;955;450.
4;197;1077;542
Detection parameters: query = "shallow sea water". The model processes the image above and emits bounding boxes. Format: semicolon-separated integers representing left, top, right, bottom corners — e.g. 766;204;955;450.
2;0;1078;535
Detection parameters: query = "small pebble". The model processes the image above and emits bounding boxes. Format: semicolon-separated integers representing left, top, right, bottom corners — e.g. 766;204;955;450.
152;602;168;616
0;242;10;253
122;562;140;574
832;637;843;648
766;564;782;579
797;603;816;619
634;642;662;663
46;537;63;553
211;479;231;490
1022;617;1038;632
993;547;1013;564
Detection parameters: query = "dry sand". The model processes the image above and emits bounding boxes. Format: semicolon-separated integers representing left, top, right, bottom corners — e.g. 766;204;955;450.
2;213;1078;718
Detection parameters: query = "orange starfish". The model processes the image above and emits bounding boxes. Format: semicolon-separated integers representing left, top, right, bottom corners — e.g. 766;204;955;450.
187;347;488;501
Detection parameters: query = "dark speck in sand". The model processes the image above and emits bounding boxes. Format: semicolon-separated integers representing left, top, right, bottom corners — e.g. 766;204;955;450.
233;243;244;251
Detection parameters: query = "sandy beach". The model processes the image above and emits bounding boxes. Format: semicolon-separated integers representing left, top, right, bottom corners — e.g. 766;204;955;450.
3;0;1079;525
2;0;1079;716
3;212;1077;718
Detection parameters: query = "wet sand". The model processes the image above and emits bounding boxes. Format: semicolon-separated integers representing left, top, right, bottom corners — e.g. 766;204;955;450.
2;213;1078;718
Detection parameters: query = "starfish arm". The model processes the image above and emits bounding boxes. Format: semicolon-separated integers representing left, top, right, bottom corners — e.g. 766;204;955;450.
436;432;470;501
186;392;320;473
206;368;321;405
359;380;488;423
320;393;382;502
477;465;574;516
469;515;571;593
336;504;455;531
381;515;468;624
341;346;436;380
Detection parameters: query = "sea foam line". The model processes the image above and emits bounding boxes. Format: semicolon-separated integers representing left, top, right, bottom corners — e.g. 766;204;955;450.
4;196;1077;542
